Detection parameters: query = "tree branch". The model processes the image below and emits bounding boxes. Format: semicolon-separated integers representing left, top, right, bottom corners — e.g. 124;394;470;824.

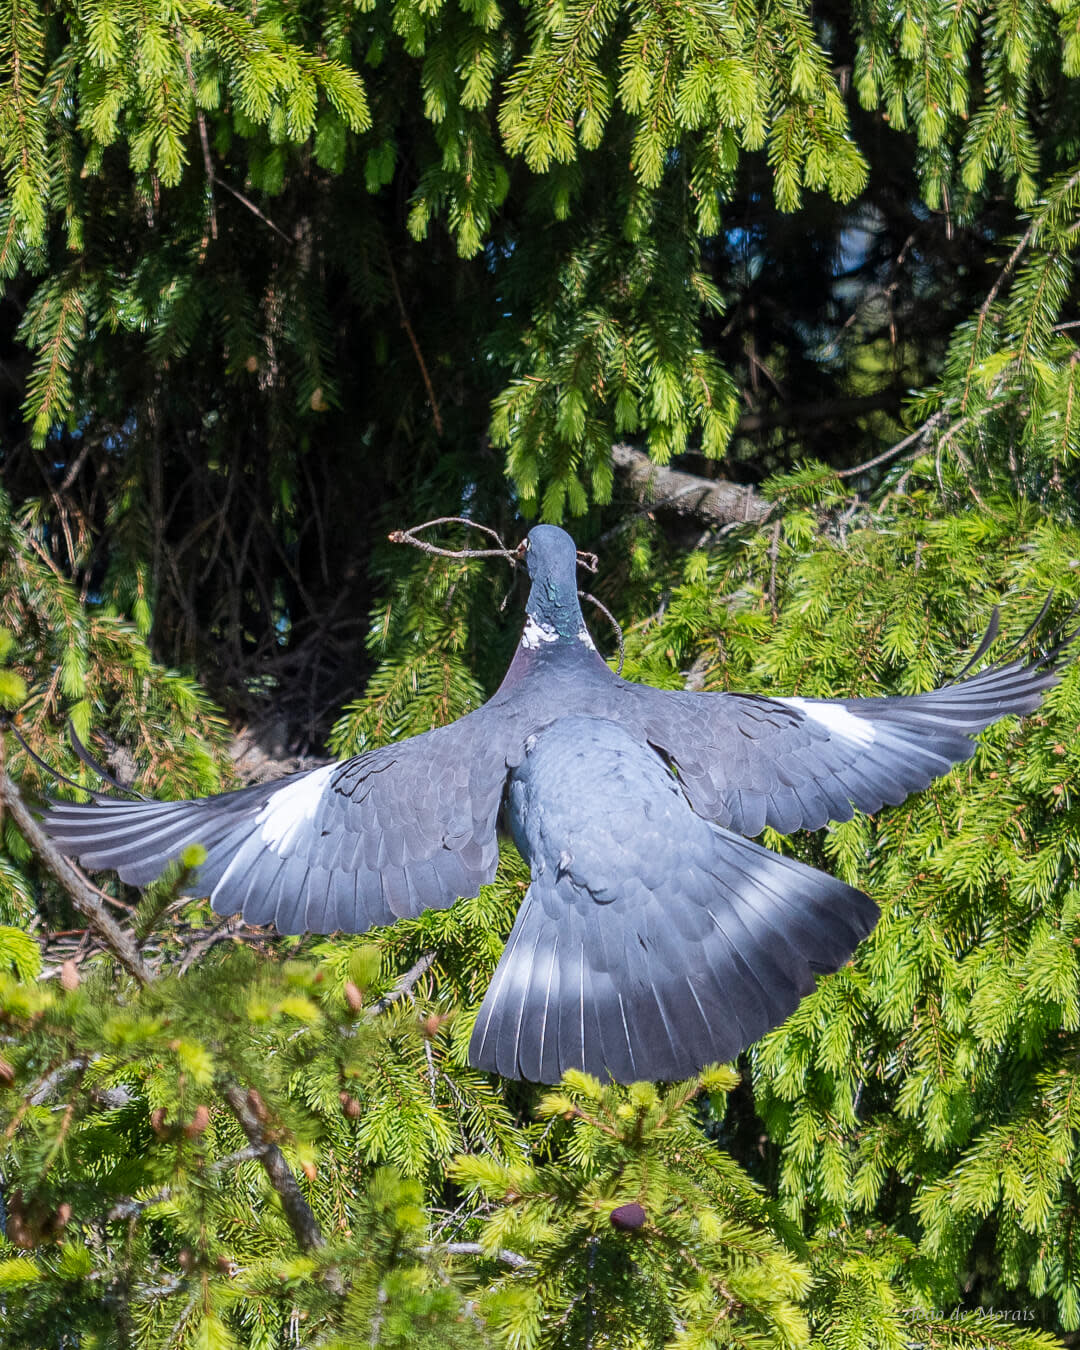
221;1081;339;1288
384;245;443;436
424;1241;531;1270
368;951;438;1017
611;444;770;527
0;773;153;984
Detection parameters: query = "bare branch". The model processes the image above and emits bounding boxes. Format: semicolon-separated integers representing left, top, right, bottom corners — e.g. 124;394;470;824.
221;1081;340;1288
367;951;438;1017
835;410;951;479
384;246;444;436
423;1241;532;1270
611;445;769;528
0;772;153;984
579;591;624;675
389;517;518;563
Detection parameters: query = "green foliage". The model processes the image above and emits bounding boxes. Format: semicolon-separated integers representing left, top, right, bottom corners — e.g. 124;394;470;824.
455;1070;814;1349
329;548;498;757
617;475;1080;1339
5;0;1080;1344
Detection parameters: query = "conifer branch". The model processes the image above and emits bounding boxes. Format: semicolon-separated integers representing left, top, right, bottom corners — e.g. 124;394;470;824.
0;775;335;1273
367;950;438;1016
221;1081;339;1283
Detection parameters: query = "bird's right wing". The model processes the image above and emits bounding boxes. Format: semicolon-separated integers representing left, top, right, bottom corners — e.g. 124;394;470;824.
44;708;518;935
626;606;1074;837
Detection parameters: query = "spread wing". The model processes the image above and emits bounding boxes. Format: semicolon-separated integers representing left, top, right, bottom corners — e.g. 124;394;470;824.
44;709;518;934
626;609;1074;837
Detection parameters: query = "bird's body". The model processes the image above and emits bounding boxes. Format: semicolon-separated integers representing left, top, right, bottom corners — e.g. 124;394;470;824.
43;525;1070;1083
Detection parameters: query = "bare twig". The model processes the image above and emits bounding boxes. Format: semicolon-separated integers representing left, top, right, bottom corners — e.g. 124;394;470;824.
176;915;239;975
767;520;781;618
367;951;438;1017
422;1241;531;1270
579;591;625;675
58;439;93;492
388;517;518;563
179;40;217;242
391;519;601;582
384;246;443;436
835;410;950;479
213;176;292;244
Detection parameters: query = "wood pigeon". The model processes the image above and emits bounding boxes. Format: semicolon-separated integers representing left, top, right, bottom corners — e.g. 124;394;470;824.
43;525;1069;1083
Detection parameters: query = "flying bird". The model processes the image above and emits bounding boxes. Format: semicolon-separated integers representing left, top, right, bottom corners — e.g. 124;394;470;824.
43;525;1069;1083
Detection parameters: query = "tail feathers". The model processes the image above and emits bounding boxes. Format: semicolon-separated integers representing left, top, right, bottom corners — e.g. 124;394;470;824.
469;825;877;1084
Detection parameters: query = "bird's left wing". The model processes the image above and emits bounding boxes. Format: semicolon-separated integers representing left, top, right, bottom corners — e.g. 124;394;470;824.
626;614;1072;837
44;709;518;934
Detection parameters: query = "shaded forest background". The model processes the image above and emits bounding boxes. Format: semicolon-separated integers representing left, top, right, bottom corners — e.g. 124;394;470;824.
2;0;1080;1346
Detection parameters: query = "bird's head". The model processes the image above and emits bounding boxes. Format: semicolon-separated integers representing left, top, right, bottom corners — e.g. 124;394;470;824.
520;524;578;582
516;525;588;642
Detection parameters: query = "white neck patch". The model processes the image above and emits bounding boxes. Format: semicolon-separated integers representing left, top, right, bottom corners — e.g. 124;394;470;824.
521;616;559;649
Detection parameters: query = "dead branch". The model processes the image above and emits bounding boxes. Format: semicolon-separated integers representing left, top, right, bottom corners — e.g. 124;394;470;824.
388;517;518;562
424;1241;531;1270
384;246;444;436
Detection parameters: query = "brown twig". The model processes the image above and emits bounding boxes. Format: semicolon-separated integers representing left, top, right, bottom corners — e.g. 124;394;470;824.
58;439;93;492
579;591;624;675
835;410;950;479
178;915;238;976
213;175;292;244
767;520;781;618
388;516;518;563
384;246;444;435
179;40;218;242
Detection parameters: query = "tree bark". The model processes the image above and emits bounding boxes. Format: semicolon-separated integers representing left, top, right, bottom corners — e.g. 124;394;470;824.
611;444;769;527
